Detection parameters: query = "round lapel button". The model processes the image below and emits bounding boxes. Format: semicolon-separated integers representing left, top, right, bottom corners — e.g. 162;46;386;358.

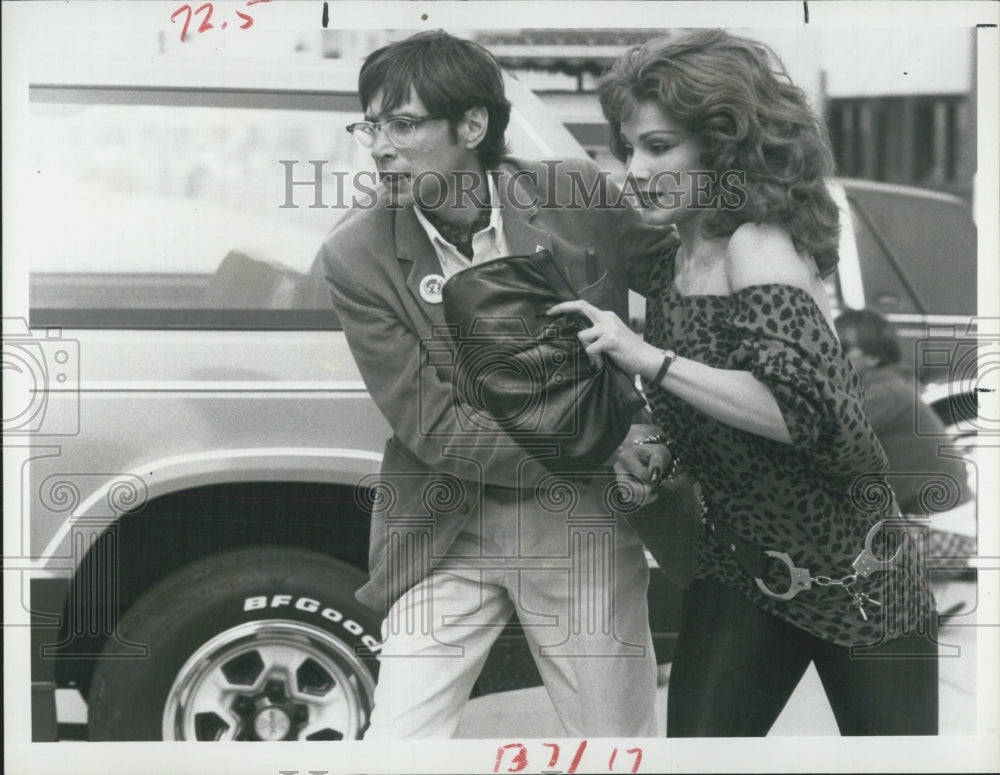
419;273;446;304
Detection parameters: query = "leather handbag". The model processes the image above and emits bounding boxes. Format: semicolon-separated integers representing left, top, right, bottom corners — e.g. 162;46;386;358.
441;248;645;471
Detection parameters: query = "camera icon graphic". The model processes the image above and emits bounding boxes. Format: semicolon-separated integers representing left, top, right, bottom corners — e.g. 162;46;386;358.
2;318;80;436
915;317;998;436
419;319;581;439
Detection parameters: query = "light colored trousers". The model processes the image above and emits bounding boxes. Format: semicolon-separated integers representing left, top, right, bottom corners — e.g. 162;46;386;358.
363;483;659;739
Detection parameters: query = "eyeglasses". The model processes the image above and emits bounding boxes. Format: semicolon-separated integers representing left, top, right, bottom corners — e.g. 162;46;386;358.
345;115;445;149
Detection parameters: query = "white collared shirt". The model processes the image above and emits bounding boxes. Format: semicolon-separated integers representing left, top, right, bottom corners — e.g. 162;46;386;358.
412;172;510;279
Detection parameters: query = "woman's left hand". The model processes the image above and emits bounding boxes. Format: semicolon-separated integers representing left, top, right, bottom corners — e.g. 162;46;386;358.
614;423;673;506
547;299;658;374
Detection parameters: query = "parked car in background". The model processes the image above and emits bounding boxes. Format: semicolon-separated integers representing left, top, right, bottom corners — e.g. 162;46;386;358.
16;54;980;744
830;179;980;441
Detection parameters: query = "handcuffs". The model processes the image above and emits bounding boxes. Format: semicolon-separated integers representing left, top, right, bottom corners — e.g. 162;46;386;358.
753;521;904;621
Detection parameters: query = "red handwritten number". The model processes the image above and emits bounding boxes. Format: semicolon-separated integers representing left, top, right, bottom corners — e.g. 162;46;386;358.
170;4;193;42
173;0;267;40
493;740;634;773
237;0;272;30
566;740;588;774
194;3;214;33
609;746;642;773
493;743;528;774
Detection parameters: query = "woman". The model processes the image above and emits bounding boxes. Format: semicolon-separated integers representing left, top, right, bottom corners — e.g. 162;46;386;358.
550;30;937;736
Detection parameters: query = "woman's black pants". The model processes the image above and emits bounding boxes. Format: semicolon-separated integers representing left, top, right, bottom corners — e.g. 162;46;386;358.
667;579;939;736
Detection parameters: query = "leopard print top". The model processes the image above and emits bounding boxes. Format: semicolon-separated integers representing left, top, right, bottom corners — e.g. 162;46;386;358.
644;244;932;647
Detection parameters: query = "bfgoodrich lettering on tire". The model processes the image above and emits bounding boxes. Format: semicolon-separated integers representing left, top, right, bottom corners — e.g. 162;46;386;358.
87;547;380;741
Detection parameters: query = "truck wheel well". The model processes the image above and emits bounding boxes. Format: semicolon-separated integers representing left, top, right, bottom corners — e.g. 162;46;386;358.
53;480;372;697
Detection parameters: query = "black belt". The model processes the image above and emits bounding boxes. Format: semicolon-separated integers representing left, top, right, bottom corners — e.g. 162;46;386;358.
703;518;771;579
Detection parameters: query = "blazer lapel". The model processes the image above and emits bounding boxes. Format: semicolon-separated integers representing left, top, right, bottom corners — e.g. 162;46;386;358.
497;165;553;257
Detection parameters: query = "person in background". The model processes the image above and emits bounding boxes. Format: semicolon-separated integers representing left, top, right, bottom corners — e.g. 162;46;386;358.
835;308;974;559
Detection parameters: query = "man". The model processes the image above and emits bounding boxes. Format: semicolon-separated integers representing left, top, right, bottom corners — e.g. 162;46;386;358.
320;30;668;739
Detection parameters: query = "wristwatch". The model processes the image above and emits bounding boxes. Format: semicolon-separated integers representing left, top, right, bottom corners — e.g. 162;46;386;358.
652;348;677;384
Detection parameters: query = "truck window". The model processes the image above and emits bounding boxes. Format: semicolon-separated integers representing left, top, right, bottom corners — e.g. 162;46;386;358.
27;88;368;329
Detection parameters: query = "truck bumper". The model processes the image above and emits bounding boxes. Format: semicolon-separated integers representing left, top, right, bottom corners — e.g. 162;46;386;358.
30;576;71;741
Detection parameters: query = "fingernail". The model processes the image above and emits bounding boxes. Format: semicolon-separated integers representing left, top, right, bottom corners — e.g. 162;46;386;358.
650;467;661;483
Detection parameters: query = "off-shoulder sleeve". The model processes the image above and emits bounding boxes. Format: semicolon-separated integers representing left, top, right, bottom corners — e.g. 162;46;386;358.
725;283;888;478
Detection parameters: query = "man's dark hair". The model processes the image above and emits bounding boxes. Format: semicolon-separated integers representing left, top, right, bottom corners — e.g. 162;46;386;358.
834;308;901;367
358;30;511;169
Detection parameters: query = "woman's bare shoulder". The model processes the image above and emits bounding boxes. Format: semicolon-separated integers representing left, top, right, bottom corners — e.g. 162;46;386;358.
725;222;815;293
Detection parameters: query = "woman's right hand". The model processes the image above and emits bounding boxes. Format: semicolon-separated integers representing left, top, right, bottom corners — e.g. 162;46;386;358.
546;299;664;377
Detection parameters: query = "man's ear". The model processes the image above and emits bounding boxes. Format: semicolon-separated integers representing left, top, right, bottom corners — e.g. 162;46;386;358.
459;106;489;151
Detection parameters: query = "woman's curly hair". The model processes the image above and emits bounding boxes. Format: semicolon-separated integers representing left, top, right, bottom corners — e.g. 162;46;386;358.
598;29;841;276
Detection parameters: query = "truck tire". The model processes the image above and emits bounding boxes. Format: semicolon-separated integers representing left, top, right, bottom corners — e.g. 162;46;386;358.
88;547;380;741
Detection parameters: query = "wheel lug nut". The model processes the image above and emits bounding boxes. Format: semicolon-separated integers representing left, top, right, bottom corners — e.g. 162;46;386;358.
232;696;252;713
265;680;285;701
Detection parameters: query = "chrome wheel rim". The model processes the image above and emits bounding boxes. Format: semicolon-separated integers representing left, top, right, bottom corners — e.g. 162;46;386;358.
162;620;374;741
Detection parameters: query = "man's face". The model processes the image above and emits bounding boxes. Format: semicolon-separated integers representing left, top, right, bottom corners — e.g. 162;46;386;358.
365;88;482;211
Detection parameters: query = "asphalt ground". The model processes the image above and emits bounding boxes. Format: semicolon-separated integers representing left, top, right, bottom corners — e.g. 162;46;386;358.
456;577;979;737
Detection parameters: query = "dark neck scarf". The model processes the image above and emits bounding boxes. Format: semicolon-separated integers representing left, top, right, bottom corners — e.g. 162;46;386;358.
420;202;493;260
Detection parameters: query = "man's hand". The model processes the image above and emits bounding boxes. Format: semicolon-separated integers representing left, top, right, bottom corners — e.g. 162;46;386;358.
614;423;673;508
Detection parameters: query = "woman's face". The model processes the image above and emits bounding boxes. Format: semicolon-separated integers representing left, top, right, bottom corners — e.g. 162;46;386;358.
619;100;707;229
